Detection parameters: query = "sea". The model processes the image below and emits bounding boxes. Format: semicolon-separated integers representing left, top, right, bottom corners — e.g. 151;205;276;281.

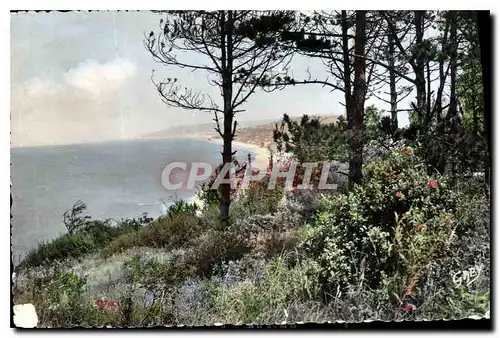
10;138;256;261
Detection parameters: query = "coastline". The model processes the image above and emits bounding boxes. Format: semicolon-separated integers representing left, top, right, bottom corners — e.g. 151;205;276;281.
157;133;271;168
206;137;271;168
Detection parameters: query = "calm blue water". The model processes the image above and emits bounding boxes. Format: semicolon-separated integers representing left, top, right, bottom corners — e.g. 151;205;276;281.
10;138;254;260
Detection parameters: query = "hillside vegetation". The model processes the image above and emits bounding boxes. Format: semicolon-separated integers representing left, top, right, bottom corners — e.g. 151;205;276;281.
14;110;490;327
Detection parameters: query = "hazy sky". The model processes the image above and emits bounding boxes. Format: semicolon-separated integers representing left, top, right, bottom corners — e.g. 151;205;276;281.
11;11;410;147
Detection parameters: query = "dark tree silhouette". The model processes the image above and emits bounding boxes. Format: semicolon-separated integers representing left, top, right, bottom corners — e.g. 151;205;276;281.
476;10;491;197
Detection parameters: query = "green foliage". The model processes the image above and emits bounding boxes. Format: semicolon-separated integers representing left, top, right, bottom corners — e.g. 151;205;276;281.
122;253;196;291
399;12;487;180
34;271;90;326
439;286;490;319
197;186;219;210
273;107;391;165
123;255;168;287
364;105;386;142
13;9;491;326
44;271;87;309
406;124;487;179
229;179;285;220
101;212;203;257
167;198;199;217
18;218;142;269
63;200;92;235
273;113;349;163
187;229;251;277
121;228;252;287
301;146;462;294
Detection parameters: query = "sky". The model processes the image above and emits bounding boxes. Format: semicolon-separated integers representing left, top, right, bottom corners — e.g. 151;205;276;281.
10;11;411;147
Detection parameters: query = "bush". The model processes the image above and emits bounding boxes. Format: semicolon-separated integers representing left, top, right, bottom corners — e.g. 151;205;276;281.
30;271;90;327
18;216;146;270
102;213;203;257
167;199;199;217
301;146;476;298
121;254;193;309
186;229;251;277
228;209;306;260
229;179;285;219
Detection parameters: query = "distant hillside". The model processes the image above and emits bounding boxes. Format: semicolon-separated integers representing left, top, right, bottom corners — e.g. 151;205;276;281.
141;114;344;149
141;118;280;139
226;114;343;149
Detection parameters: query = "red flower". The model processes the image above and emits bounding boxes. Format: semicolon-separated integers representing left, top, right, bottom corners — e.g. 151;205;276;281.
395;191;403;199
402;146;413;154
427;179;438;189
93;299;119;311
401;303;417;312
415;224;425;232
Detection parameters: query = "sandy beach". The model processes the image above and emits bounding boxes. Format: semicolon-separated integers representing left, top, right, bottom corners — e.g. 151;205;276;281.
201;136;271;168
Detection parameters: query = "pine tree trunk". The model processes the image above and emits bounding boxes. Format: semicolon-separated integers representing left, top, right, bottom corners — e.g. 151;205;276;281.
447;11;459;176
388;34;398;136
219;10;234;221
414;11;427;126
477;11;491;198
341;10;353;130
349;10;366;187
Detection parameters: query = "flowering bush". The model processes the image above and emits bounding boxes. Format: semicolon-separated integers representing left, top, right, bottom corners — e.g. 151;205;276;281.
301;146;463;300
93;299;120;311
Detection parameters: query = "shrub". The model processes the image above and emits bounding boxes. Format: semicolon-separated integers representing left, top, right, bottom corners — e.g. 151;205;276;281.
167;199;199;217
230;179;285;219
151;212;203;246
187;229;251;277
121;254;184;301
30;271;90;327
228;209;306;260
101;212;203;257
19;221;107;269
301;146;470;297
18;217;146;270
45;271;86;309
